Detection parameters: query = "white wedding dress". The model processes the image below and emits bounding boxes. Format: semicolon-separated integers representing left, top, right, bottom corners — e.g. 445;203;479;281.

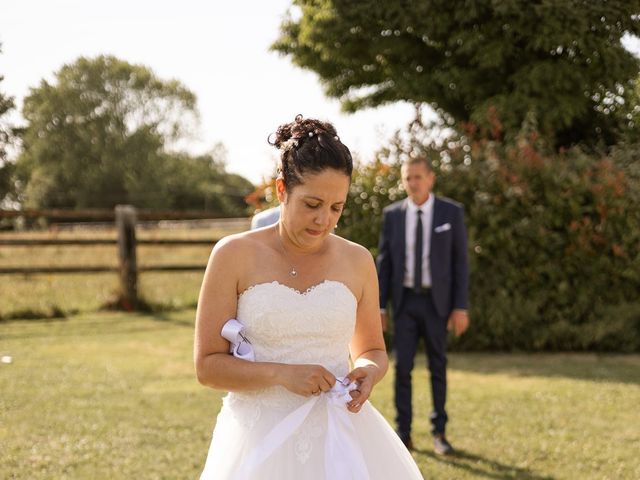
200;280;424;479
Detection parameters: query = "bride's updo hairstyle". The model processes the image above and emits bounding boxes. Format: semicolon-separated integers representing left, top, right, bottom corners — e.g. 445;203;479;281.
269;114;353;192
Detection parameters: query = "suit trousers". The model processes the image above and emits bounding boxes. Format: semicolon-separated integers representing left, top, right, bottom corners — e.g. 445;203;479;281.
393;288;448;438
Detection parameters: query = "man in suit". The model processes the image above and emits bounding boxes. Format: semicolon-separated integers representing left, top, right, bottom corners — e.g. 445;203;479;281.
377;156;469;455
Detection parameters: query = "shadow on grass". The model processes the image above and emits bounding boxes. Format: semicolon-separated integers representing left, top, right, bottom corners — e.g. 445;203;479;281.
0;305;73;322
448;352;640;385
147;310;194;328
0;311;190;341
417;447;555;480
1;297;196;338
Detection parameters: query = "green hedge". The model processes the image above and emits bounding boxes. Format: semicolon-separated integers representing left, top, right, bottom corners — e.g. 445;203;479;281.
338;128;640;352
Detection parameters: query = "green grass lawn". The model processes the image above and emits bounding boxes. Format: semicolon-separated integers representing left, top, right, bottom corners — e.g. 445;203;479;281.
1;312;639;479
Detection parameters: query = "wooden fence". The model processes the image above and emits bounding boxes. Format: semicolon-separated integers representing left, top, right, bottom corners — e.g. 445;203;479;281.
0;206;248;309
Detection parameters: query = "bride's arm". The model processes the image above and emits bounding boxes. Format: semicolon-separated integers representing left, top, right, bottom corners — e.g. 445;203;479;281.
347;247;389;412
194;235;276;391
194;235;335;395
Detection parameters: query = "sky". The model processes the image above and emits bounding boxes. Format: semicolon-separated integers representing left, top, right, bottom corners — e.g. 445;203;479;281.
0;0;420;184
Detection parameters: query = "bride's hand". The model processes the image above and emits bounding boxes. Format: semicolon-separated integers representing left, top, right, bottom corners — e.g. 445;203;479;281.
278;364;336;397
345;365;378;414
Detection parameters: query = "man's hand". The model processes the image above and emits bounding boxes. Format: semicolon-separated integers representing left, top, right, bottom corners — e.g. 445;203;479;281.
447;309;469;337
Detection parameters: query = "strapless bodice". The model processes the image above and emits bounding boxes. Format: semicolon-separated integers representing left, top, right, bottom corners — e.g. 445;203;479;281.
225;280;357;414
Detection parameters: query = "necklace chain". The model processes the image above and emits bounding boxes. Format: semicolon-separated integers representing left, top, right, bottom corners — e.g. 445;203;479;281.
275;228;298;277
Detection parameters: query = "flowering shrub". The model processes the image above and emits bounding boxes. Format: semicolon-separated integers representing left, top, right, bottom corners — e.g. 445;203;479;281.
339;124;640;351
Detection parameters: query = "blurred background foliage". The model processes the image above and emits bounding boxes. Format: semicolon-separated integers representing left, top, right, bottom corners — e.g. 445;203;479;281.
337;114;640;351
274;0;640;148
1;54;252;215
0;43;18;202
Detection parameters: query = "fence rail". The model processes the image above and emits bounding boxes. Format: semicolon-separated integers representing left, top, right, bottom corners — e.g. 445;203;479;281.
0;208;240;221
0;205;237;309
0;239;215;246
0;264;207;275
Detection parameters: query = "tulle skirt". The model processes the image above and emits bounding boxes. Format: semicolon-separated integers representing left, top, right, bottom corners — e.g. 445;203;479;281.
200;392;424;479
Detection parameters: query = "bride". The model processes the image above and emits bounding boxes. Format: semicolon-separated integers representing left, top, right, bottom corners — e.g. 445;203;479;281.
194;115;424;479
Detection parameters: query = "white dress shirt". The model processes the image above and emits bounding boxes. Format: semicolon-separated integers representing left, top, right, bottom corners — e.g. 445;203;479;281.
403;195;434;288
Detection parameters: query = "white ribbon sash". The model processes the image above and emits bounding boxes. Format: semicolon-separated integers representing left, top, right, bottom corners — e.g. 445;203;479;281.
220;318;255;362
322;380;370;479
221;319;370;479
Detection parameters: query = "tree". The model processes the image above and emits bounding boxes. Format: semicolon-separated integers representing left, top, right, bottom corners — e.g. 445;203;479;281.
273;1;640;146
162;148;254;215
0;43;17;205
15;55;205;209
0;77;14;164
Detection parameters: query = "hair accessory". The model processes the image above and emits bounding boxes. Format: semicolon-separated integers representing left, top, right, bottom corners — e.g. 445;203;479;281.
334;135;339;141
308;131;314;137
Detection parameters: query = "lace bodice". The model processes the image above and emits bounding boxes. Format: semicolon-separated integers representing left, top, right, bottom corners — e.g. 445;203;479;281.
224;280;358;415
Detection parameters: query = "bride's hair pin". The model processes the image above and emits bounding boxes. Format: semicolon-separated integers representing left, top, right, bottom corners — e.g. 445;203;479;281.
267;114;353;192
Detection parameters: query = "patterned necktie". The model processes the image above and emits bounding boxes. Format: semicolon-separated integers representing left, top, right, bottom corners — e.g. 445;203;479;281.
414;210;423;291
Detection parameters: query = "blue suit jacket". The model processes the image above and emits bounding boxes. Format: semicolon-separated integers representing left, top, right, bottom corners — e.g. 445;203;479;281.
376;196;469;318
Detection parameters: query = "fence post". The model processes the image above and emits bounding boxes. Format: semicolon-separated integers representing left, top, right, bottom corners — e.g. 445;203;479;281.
115;205;138;310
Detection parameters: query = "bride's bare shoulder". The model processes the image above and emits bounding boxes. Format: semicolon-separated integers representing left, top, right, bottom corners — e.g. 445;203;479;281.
210;227;273;259
331;235;374;267
329;235;376;301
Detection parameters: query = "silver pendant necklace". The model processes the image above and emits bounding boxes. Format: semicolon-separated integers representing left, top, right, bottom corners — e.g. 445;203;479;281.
276;228;298;277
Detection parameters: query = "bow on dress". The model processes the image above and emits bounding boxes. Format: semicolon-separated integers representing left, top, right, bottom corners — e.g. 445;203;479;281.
220;319;370;479
221;318;255;362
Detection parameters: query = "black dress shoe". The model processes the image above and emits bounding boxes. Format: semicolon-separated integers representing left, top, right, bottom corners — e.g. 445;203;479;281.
396;432;414;451
433;434;453;455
